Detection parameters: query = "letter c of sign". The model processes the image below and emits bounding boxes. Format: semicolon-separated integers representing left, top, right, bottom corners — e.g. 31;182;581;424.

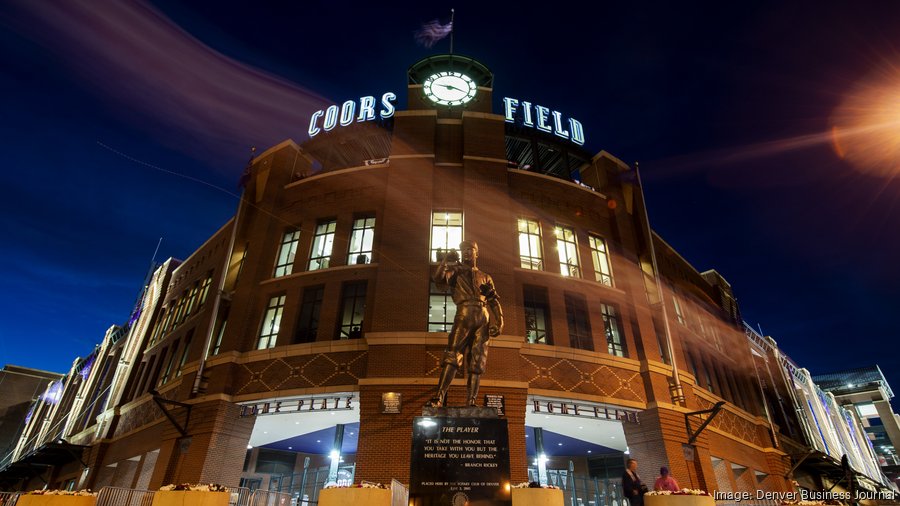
308;110;324;137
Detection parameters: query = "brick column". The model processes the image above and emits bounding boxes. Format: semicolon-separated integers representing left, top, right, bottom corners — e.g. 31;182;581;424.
149;399;254;488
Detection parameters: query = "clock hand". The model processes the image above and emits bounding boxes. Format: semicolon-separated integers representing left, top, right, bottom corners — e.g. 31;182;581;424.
437;83;464;93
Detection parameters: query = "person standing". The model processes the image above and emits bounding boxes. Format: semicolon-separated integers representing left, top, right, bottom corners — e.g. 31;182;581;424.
622;458;646;506
654;466;680;492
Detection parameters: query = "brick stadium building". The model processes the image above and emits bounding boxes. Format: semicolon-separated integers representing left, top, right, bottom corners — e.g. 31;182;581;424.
2;54;893;502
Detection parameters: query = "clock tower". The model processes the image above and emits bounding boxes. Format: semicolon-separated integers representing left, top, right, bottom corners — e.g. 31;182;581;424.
407;54;494;115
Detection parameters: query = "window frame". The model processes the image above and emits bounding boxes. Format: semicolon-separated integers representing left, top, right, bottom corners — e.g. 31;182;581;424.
296;285;325;343
337;281;367;340
517;218;544;270
523;285;552;344
274;229;301;277
554;225;581;278
430;211;464;263
257;294;287;349
308;220;337;271
428;281;457;332
347;216;376;265
564;292;593;351
600;303;627;357
588;234;613;286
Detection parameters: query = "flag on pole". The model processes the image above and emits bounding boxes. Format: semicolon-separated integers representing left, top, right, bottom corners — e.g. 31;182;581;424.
415;18;453;48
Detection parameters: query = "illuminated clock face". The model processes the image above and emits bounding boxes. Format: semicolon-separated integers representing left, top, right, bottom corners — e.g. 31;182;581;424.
423;72;477;106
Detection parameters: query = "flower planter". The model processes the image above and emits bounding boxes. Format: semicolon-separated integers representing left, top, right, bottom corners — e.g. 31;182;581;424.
645;494;715;506
16;497;96;506
512;488;564;506
151;490;230;506
317;488;392;506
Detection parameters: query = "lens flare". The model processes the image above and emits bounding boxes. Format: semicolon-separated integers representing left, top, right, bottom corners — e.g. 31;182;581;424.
830;67;900;177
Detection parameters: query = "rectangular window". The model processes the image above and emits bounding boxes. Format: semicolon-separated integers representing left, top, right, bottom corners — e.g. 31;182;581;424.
428;281;457;332
588;235;613;286
257;295;286;349
296;286;325;343
176;330;193;377
347;217;376;265
517;218;543;270
210;315;227;356
523;286;552;344
601;304;626;357
338;282;367;339
172;292;187;329
159;341;179;385
673;295;685;324
274;230;301;277
564;292;593;351
309;221;336;270
555;226;580;277
151;306;171;344
198;271;213;306
430;211;463;262
187;282;201;317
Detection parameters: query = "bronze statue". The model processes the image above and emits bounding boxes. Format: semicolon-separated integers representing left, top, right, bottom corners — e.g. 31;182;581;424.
429;240;504;407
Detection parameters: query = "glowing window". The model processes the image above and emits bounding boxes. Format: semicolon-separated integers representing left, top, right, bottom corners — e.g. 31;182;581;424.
309;221;337;270
274;230;301;277
428;281;456;332
430;211;463;262
257;295;286;349
348;217;376;264
601;304;626;357
555;226;580;277
588;235;613;286
517;218;543;270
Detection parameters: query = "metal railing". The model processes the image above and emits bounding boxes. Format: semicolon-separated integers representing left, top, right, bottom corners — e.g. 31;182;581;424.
390;480;408;506
229;486;251;506
96;487;156;506
249;489;291;506
0;492;19;506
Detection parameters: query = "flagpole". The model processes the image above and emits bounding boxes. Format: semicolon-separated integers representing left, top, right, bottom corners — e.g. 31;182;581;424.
449;8;455;55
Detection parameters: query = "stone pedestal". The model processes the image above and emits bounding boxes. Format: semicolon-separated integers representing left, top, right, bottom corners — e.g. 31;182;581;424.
16;497;96;506
318;488;392;506
511;488;564;506
410;413;511;506
151;491;230;506
645;494;715;506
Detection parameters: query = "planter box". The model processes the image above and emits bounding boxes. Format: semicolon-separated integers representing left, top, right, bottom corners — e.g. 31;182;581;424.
512;488;564;506
645;494;715;506
318;488;392;506
151;491;230;506
16;497;96;506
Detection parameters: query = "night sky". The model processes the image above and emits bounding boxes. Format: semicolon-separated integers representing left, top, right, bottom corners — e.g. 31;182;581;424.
1;2;898;405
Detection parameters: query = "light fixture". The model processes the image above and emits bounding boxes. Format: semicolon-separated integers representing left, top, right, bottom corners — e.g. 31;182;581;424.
417;418;437;428
330;450;340;460
557;443;563;446
288;446;293;450
247;444;253;449
317;440;321;443
588;450;592;454
540;453;549;463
